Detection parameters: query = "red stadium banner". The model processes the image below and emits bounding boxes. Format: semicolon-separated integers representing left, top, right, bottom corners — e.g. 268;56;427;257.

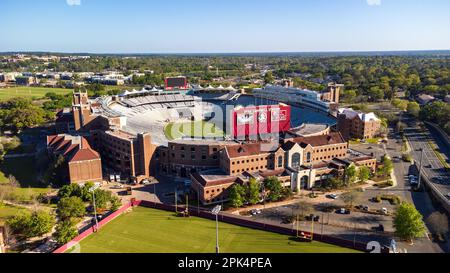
232;104;291;139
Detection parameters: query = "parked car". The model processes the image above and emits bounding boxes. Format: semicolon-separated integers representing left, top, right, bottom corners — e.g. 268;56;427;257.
327;194;339;200
380;208;388;215
372;224;385;232
141;179;151;185
111;184;124;189
357;205;369;211
250;209;262;216
336;208;350;215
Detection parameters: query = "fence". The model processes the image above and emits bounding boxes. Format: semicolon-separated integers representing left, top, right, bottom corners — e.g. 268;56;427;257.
53;200;388;253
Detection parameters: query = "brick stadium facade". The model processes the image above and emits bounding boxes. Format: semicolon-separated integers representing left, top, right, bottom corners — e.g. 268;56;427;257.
49;91;158;184
48;91;377;200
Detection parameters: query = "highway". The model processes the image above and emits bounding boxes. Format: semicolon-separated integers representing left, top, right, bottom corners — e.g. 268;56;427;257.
403;116;450;203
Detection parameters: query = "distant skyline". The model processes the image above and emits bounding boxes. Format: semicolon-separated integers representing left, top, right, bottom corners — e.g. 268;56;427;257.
2;0;450;53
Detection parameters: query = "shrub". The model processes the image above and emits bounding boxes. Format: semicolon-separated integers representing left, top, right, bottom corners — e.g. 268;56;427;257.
54;220;78;245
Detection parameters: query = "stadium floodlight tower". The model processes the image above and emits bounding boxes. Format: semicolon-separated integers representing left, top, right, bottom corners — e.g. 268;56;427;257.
211;205;222;254
89;184;101;231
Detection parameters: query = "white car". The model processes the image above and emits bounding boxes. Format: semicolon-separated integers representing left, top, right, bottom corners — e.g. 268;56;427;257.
380;208;388;215
111;184;124;189
250;209;262;216
142;180;151;185
327;194;339;200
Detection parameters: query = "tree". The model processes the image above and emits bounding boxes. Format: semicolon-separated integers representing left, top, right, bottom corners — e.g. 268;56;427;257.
80;182;94;202
407;101;420;117
57;196;86;220
427;212;448;236
379;156;394;178
246;178;261;205
394;202;426;242
110;195;122;211
264;71;274;85
0;98;47;132
264;177;283;202
58;184;82;199
229;184;246;208
323;177;344;190
7;210;55;239
391;99;408;111
93;189;113;211
345;165;357;185
368;86;384;101
358;166;371;183
420;101;447;122
340;191;362;208
54;220;78;245
342;89;357;103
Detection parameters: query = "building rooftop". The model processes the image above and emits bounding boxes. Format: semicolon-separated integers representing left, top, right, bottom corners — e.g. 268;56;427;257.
106;129;136;140
191;169;238;187
224;141;280;158
288;123;329;137
289;132;346;148
47;134;101;163
338;108;380;122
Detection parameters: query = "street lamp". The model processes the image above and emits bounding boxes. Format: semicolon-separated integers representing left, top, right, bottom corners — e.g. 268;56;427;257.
89;184;100;231
211;205;222;254
417;148;424;189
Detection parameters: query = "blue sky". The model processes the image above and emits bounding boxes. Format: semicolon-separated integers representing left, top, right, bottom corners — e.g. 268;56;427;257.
1;0;450;53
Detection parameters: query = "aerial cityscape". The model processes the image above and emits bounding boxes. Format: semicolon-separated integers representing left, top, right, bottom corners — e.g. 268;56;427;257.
0;0;449;265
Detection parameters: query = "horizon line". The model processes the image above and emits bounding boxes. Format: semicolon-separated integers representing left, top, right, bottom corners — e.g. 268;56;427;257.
1;49;450;56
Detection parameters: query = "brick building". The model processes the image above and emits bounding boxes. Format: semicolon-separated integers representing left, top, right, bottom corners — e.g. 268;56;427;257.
337;108;381;141
46;134;102;184
90;129;157;182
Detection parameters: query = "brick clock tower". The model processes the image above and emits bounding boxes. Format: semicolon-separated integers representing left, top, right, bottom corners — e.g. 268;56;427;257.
72;91;95;131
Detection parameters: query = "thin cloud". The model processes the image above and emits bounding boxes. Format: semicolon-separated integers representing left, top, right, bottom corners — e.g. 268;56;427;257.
66;0;81;6
367;0;381;6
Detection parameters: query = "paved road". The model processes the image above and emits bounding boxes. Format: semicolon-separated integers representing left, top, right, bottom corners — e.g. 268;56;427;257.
403;116;450;202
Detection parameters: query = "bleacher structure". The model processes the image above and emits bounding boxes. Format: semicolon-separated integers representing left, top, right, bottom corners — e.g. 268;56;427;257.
121;93;196;110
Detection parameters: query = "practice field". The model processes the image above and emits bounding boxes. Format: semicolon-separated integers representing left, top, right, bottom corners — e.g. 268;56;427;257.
0;87;73;101
70;207;359;253
164;121;224;140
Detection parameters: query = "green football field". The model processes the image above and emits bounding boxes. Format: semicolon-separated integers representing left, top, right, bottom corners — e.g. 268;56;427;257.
71;207;359;253
164;121;225;140
0;86;73;101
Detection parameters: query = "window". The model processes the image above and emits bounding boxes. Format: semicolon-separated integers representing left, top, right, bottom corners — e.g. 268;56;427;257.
306;152;312;163
278;156;283;168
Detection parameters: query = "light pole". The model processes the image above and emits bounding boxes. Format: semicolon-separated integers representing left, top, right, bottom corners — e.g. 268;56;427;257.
212;205;222;254
89;184;100;231
417;148;424;189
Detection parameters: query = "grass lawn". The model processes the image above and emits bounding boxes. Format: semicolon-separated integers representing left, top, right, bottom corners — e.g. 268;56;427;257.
0;203;27;226
71;207;359;253
0;156;51;202
164;121;224;140
0;86;73;101
0;156;39;187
